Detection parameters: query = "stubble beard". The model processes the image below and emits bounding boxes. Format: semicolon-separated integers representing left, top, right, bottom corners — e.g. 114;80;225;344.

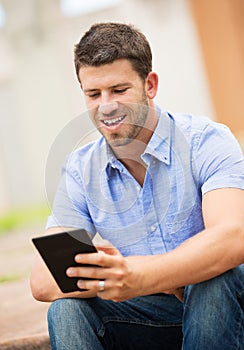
99;95;149;148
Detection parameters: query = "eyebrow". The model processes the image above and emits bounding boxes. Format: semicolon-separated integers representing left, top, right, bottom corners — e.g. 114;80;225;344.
83;83;131;93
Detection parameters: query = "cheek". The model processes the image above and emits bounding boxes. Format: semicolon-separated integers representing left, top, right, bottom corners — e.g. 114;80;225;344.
85;104;97;123
85;98;96;110
88;110;98;124
85;99;98;116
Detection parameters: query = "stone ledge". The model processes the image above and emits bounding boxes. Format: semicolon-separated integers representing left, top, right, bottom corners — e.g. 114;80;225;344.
0;334;51;350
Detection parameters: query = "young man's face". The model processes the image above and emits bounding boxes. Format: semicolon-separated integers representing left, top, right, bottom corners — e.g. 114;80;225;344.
78;59;155;147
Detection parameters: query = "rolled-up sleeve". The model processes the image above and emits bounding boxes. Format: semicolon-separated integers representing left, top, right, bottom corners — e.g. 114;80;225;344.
193;123;244;195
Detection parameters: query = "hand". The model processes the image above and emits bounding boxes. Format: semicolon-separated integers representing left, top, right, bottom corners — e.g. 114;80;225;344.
163;287;185;303
66;244;141;302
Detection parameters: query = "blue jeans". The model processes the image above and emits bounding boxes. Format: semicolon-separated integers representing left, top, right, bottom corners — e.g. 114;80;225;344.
48;266;244;349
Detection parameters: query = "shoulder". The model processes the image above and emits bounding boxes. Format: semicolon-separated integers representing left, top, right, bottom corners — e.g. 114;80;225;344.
168;111;235;149
170;111;226;134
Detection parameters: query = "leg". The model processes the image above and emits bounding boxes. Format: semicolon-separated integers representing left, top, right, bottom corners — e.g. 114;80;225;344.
183;265;244;350
48;294;183;350
48;298;104;350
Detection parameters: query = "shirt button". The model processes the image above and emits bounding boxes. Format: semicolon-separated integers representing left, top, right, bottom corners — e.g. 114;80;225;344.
136;186;140;191
150;224;157;232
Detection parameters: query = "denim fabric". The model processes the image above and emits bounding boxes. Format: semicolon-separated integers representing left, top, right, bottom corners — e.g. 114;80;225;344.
182;266;244;350
48;266;244;350
47;107;244;257
48;293;183;350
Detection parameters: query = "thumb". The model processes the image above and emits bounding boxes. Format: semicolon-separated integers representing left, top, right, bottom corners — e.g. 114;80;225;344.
92;235;121;256
96;244;121;256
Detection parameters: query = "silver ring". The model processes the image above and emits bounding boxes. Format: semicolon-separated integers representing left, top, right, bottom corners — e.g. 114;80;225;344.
98;280;105;292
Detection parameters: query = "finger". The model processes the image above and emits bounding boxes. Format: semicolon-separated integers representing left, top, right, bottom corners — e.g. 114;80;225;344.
75;250;122;267
77;279;99;291
66;265;106;279
174;288;184;303
74;251;107;266
164;288;185;303
77;279;109;294
96;245;121;256
77;279;122;302
92;237;112;247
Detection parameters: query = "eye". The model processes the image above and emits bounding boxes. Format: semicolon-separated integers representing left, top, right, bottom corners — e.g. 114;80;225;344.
87;92;100;99
113;88;128;94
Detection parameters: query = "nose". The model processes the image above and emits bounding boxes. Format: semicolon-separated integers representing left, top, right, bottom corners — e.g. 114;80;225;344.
98;101;118;117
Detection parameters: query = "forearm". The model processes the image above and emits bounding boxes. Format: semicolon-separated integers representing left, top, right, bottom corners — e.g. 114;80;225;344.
30;255;97;302
30;226;98;302
128;223;244;296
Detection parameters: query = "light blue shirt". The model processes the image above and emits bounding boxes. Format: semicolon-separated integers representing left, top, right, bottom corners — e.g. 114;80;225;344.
47;107;244;256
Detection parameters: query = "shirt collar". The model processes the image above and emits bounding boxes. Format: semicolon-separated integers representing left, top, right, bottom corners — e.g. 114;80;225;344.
142;106;171;165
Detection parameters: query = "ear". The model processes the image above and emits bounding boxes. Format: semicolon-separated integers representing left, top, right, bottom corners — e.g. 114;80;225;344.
145;72;158;99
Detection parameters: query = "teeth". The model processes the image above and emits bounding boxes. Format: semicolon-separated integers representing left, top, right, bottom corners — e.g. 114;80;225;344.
103;116;124;125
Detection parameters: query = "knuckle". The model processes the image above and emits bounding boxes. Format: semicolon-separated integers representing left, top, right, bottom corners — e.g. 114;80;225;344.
113;268;126;280
97;253;106;266
116;280;124;289
117;255;125;266
90;267;100;279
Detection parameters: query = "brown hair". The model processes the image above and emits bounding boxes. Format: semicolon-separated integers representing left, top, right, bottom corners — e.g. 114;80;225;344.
74;22;152;82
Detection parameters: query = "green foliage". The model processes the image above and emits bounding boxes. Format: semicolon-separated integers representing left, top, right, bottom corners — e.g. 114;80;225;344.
0;273;22;284
0;206;50;234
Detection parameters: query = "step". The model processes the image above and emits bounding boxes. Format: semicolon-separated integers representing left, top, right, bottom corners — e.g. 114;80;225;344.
0;334;51;350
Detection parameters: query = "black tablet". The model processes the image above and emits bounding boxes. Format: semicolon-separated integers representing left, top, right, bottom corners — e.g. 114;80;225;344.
32;229;97;293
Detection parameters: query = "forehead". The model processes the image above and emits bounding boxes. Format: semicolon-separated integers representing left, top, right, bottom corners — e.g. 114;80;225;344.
78;59;141;90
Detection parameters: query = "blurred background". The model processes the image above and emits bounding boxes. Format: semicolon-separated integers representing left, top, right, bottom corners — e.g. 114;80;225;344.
0;0;244;343
0;0;243;226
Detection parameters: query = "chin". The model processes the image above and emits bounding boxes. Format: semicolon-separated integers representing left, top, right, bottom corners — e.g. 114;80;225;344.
106;135;132;147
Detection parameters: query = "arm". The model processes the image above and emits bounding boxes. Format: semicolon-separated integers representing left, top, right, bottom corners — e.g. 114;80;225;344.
30;227;97;302
30;151;97;302
68;188;244;302
133;187;244;295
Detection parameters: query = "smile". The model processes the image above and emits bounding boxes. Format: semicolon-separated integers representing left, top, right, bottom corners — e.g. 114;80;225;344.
102;115;126;126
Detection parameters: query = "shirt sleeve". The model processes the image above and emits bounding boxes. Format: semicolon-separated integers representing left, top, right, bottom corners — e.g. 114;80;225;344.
193;122;244;195
46;157;96;236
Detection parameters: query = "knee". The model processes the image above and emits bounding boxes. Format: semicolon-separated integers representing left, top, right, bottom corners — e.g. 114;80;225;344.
182;268;244;348
47;298;99;328
48;298;83;326
48;298;79;315
183;267;244;324
185;267;243;305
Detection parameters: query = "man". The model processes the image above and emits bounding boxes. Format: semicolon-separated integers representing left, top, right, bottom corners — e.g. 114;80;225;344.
30;22;244;349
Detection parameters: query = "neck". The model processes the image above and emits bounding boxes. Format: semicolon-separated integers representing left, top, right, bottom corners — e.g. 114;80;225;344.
112;106;158;163
110;106;158;186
